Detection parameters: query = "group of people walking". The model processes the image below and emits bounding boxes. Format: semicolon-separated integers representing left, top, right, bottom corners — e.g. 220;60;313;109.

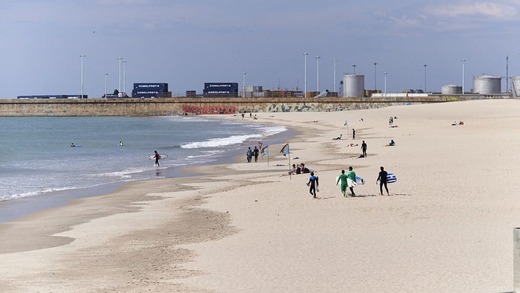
246;146;260;163
334;166;390;197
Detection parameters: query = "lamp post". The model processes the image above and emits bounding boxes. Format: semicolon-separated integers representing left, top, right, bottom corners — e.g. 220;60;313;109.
384;72;387;97
461;59;466;94
423;64;428;92
242;72;247;98
374;62;378;90
117;57;123;93
122;60;127;94
104;73;108;98
332;59;337;93
506;56;509;93
303;52;309;97
80;54;86;98
315;55;321;92
352;64;356;74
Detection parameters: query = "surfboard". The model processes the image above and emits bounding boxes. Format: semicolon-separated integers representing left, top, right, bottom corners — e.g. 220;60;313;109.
147;154;168;160
386;172;397;183
335;175;364;184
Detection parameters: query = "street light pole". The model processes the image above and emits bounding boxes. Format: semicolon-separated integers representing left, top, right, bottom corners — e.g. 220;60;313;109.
374;62;378;90
242;72;247;98
303;52;309;98
332;59;337;93
384;72;387;97
352;64;356;74
506;56;509;93
122;60;127;94
104;73;108;98
461;59;466;94
316;55;321;92
117;57;123;93
423;64;428;92
80;54;86;98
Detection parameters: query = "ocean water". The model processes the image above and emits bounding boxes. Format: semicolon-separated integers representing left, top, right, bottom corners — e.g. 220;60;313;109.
0;116;287;201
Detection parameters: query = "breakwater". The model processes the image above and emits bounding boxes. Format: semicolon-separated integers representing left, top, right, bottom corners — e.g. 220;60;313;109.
0;95;510;116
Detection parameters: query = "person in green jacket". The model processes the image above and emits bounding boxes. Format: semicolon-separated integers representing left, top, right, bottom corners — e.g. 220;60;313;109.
336;169;348;197
346;166;357;196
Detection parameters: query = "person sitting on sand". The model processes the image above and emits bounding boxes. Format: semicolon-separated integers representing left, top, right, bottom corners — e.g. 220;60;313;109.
333;134;342;140
300;163;311;174
388;139;395;146
289;164;297;175
452;121;458;126
459;121;464;125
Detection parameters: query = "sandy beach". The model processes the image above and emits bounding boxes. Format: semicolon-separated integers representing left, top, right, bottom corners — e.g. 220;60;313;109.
1;99;520;292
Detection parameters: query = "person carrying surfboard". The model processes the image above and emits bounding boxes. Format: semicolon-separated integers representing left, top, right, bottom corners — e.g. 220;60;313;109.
346;166;357;196
377;166;389;196
154;150;161;167
336;170;348;197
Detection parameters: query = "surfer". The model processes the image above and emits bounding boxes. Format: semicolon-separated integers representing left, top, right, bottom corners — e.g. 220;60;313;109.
153;150;161;167
119;140;124;146
253;146;259;162
336;170;348;197
71;143;76;147
361;141;367;157
307;171;319;198
346;166;357;196
376;166;389;195
246;147;253;163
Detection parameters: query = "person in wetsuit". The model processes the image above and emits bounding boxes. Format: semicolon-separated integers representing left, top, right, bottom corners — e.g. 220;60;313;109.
154;150;161;167
377;166;389;195
307;171;319;198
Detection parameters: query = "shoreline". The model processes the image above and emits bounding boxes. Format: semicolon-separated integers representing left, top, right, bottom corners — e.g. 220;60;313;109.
1;100;519;292
0;115;296;224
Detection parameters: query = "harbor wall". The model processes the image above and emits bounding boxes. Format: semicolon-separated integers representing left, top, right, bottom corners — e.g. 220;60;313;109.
0;95;511;116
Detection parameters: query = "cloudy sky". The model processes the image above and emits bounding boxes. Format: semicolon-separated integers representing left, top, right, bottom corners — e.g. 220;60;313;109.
1;0;519;98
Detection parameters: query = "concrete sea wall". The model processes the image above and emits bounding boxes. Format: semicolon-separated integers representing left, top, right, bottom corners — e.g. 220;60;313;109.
0;95;510;116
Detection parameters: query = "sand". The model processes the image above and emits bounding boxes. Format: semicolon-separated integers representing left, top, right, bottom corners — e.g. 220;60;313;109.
1;99;520;292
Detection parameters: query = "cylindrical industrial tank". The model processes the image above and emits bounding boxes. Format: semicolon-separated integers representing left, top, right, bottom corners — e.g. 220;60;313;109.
473;75;501;94
441;85;462;95
512;76;520;97
343;74;365;98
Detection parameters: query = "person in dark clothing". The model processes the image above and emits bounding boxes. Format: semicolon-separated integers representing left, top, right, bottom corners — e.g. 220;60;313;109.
361;141;367;157
376;166;389;195
246;147;253;163
307;171;319;198
253;146;259;162
352;128;356;139
154;150;161;167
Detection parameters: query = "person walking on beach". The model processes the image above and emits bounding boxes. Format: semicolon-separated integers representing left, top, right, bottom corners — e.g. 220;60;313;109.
253;146;259;162
352;128;356;139
361;140;367;157
336;169;348;197
246;147;253;163
154;150;161;167
377;166;389;195
307;171;319;198
346;166;357;196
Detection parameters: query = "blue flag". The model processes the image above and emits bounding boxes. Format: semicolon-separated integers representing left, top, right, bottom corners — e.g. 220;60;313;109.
280;143;289;157
261;145;269;156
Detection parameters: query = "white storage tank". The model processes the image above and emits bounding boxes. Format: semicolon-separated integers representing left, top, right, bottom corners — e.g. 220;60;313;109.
512;76;520;97
441;85;462;95
473;75;501;94
343;74;364;98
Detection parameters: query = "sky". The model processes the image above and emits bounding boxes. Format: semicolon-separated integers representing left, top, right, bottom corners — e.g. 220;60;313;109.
1;0;520;98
